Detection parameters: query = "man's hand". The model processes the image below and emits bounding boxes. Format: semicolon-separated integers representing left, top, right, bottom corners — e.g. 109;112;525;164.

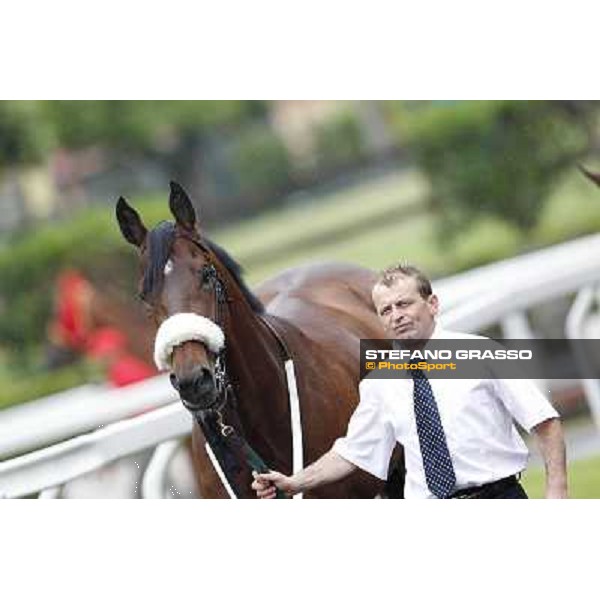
251;450;358;499
252;470;296;499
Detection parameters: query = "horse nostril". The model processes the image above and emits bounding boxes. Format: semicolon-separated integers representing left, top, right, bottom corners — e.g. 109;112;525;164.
172;366;216;411
199;367;213;387
169;373;180;391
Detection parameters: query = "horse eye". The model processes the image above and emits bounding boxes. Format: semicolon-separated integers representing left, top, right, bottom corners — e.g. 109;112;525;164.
199;267;213;288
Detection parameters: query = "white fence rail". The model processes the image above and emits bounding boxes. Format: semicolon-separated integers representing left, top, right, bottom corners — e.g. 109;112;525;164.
0;375;180;459
435;233;600;315
3;233;600;498
0;403;192;498
441;233;600;332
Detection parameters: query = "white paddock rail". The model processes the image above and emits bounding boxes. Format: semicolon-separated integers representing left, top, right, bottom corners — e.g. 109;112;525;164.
441;234;600;333
0;403;192;498
565;286;600;428
0;374;179;459
3;232;600;498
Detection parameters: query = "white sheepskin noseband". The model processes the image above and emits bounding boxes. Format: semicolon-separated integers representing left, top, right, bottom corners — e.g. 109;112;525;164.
153;313;225;371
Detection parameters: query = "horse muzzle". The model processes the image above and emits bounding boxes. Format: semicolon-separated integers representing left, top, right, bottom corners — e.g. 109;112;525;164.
170;367;218;412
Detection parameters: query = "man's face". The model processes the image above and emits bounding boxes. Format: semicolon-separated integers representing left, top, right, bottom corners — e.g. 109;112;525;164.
372;276;439;343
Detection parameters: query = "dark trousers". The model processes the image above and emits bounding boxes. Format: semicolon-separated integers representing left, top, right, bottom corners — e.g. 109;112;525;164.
493;481;528;499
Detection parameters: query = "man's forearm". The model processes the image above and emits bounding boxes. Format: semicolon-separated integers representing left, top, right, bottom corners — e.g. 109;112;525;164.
288;450;357;495
533;417;568;498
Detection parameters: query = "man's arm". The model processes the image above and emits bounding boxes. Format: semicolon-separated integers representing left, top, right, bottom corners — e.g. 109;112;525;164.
252;450;358;498
531;417;568;499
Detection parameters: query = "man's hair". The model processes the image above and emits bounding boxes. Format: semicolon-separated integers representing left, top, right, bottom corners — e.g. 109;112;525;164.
375;262;433;299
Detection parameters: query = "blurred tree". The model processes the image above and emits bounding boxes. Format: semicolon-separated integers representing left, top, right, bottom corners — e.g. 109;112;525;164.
314;110;365;173
234;125;292;202
0;101;55;166
0;101;58;224
43;100;267;152
392;100;599;237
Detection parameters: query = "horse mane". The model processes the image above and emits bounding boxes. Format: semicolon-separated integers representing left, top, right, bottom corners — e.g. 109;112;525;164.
142;221;264;314
205;238;264;314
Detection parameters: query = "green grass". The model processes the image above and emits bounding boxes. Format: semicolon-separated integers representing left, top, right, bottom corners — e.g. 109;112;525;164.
213;169;429;260
533;170;600;245
0;363;95;410
243;213;448;285
522;454;600;499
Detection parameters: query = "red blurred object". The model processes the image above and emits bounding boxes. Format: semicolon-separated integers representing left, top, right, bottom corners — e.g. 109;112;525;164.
85;328;127;358
50;269;93;351
108;355;156;387
86;327;156;387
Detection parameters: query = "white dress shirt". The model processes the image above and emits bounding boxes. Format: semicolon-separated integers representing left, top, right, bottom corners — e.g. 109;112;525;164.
332;326;559;499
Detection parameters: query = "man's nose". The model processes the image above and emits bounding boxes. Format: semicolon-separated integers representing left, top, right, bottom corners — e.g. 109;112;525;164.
391;306;404;321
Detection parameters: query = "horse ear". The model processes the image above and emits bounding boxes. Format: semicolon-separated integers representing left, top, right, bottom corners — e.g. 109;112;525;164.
579;164;600;188
169;181;197;232
116;196;148;247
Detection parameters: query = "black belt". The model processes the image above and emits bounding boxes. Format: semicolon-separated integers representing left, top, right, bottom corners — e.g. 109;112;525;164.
450;475;519;499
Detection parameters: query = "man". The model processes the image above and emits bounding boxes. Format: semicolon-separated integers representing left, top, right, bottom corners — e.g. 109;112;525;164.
252;264;568;499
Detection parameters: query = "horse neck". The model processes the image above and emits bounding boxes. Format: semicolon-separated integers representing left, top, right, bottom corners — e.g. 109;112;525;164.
221;285;291;469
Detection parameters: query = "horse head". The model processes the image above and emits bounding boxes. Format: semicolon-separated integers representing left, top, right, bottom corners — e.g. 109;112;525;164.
116;182;231;412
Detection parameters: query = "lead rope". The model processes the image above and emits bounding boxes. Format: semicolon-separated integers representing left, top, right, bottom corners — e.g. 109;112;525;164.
194;389;287;499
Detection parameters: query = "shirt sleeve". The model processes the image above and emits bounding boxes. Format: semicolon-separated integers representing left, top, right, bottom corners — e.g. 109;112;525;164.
332;380;396;480
492;377;559;433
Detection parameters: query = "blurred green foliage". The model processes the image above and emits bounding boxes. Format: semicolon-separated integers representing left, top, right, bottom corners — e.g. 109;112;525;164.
234;126;292;200
43;100;267;152
314;110;364;171
0;101;56;165
0;100;267;166
391;100;598;237
0;101;373;221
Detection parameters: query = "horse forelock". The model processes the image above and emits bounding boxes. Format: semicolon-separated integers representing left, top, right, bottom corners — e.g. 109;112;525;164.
141;221;264;314
142;221;176;300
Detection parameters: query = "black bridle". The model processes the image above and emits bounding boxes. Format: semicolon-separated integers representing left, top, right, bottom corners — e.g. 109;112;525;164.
198;262;230;410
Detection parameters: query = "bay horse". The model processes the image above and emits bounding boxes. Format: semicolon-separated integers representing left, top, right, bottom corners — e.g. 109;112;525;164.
116;182;402;498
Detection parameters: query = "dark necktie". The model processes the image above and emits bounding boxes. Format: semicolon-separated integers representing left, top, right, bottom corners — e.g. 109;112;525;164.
410;368;456;498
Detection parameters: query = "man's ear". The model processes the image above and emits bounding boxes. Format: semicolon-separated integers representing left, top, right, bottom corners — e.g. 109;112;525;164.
428;294;440;315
